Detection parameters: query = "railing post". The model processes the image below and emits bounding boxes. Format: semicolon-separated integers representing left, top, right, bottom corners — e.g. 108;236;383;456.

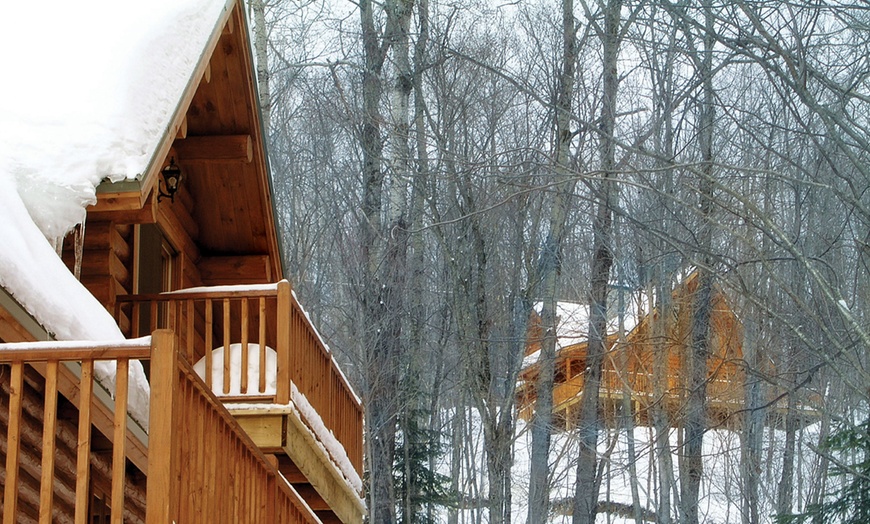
276;280;292;404
146;329;179;524
3;362;24;524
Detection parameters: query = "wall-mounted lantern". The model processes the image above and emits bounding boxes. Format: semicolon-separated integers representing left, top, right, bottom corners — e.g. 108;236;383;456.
158;158;183;203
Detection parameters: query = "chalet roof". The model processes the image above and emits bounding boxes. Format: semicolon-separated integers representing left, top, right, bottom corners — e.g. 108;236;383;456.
522;297;646;371
0;0;232;341
534;296;645;348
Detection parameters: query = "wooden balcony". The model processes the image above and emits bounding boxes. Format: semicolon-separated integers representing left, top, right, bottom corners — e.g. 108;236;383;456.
0;331;320;523
520;364;817;432
115;281;364;523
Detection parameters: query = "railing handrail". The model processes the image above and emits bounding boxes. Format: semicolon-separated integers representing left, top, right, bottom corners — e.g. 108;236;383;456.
0;338;152;362
118;283;280;302
116;281;362;412
0;339;150;522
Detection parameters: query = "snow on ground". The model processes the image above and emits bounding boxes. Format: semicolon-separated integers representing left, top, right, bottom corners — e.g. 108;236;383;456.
436;409;824;524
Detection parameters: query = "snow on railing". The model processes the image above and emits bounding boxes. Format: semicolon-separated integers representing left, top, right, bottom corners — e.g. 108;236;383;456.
0;338;152;522
115;279;363;475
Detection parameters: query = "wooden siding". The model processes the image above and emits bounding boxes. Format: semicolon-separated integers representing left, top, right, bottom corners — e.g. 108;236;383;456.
62;222;134;315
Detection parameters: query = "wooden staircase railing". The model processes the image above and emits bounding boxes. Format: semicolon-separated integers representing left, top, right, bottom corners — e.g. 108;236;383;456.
146;329;320;523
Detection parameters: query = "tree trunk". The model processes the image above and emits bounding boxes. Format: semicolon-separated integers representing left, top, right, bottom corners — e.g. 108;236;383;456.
249;0;270;134
573;2;621;523
527;0;577;520
359;1;415;521
652;275;676;524
740;318;764;524
679;4;715;522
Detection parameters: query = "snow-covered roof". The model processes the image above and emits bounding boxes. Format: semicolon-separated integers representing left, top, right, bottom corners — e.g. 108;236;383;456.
535;297;645;348
0;0;230;340
522;296;648;371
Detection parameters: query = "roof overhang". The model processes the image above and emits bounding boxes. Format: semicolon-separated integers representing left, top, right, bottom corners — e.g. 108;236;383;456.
91;0;283;280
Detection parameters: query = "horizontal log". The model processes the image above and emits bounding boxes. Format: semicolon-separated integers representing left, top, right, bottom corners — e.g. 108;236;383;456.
90;191;158;225
80;249;130;288
92;191;145;213
80;274;128;308
199;255;272;286
174;135;252;163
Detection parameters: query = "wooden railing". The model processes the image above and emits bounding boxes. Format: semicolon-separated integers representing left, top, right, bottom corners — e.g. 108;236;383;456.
146;330;319;524
543;367;745;420
0;338;151;524
115;280;364;476
0;333;321;524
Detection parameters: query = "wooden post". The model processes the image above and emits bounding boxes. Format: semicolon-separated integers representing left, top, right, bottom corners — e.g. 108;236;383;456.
241;298;249;393
205;300;213;391
74;360;94;524
39;361;59;524
146;330;179;524
3;362;24;524
258;297;267;394
223;298;231;395
111;359;129;524
276;280;292;404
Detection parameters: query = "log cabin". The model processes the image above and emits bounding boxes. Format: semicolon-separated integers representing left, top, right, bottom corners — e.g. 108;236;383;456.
517;272;773;431
0;1;363;523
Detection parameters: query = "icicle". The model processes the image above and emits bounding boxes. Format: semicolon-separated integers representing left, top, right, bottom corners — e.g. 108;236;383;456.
74;222;86;281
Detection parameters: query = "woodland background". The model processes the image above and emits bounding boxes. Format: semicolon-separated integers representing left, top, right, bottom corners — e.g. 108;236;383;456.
246;0;870;522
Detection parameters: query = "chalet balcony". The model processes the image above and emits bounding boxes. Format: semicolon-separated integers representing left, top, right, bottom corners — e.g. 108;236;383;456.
0;281;364;523
0;332;321;523
115;280;364;523
518;365;819;431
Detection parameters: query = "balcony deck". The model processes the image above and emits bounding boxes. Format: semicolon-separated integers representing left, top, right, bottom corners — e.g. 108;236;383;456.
115;280;364;523
0;332;320;523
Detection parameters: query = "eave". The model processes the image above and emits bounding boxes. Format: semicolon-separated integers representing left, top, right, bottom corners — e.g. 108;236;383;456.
90;0;283;281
